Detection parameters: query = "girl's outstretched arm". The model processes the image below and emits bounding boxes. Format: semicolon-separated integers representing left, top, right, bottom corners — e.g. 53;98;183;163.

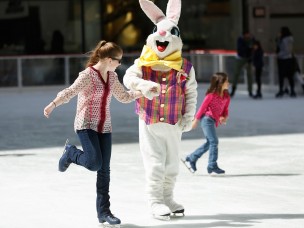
192;118;200;129
43;72;90;118
43;96;63;118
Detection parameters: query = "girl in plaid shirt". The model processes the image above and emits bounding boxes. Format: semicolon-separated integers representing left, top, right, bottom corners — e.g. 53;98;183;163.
43;40;145;226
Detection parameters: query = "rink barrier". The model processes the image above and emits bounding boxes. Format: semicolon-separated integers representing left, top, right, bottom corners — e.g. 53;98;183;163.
0;52;303;88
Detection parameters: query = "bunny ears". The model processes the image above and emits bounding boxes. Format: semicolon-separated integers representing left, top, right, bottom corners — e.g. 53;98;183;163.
139;0;181;25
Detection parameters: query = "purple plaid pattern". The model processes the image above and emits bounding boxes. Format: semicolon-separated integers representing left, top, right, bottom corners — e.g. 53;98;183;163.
136;58;192;125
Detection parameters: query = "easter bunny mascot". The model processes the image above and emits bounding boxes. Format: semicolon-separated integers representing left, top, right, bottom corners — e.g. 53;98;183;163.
123;0;197;220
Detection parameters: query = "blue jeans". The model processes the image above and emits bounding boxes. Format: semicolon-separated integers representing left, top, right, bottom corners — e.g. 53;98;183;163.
189;116;218;168
67;129;112;218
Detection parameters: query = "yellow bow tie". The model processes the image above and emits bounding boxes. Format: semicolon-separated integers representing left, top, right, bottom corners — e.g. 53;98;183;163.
137;45;183;71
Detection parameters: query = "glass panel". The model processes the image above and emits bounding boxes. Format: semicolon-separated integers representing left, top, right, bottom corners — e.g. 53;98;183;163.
224;56;237;79
0;0;83;55
116;54;138;83
22;58;65;86
69;56;87;83
84;0;101;51
176;0;239;50
64;0;82;53
0;59;17;87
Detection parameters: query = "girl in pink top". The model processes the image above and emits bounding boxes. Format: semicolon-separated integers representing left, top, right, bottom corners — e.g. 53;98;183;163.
182;72;230;175
43;41;145;226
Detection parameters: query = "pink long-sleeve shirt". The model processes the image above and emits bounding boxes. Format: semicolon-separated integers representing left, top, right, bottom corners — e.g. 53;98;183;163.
195;91;230;127
57;67;137;133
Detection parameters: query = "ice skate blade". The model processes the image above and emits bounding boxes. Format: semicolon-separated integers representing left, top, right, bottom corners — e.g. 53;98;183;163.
209;172;225;177
171;209;185;217
100;224;120;228
180;158;195;173
153;213;170;221
62;139;69;154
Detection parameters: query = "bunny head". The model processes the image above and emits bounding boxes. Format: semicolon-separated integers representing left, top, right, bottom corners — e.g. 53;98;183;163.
139;0;182;59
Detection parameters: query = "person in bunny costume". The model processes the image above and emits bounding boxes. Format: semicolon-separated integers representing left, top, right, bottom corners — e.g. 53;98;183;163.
123;0;197;220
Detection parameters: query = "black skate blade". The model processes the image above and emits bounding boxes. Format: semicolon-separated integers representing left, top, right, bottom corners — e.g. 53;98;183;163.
171;209;185;217
173;209;184;214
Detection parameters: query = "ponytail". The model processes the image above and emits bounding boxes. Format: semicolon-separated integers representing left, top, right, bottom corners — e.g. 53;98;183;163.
206;72;228;95
86;40;123;67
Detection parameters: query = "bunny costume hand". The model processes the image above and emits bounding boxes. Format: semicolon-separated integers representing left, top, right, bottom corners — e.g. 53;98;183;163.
179;116;193;132
123;60;160;100
178;67;197;132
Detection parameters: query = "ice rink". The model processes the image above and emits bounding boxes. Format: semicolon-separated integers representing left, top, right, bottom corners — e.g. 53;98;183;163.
0;85;304;228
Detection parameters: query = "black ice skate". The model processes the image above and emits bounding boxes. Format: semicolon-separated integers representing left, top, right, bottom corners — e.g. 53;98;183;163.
181;157;196;173
98;212;121;228
207;165;225;175
58;139;72;172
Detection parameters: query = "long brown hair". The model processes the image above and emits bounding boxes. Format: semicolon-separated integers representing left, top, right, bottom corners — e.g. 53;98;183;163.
86;40;123;67
206;72;229;96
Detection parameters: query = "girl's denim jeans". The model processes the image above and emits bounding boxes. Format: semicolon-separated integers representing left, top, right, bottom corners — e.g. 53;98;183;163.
67;129;112;218
189;116;219;168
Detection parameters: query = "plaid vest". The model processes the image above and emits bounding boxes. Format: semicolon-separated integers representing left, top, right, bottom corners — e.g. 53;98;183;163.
135;58;192;125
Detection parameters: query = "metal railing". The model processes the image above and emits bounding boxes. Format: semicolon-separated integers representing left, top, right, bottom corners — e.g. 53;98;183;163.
0;53;303;89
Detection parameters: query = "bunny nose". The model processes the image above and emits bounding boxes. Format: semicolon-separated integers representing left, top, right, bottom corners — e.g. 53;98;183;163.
159;30;166;36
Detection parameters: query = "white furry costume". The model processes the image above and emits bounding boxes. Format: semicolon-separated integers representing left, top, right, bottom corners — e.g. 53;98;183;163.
123;0;197;217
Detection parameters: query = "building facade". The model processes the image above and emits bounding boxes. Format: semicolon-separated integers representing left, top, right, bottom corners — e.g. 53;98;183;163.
0;0;304;88
1;0;304;55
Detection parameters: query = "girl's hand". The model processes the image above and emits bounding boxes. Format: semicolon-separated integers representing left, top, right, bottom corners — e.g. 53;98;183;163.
192;118;199;129
219;116;228;125
134;91;144;99
44;102;56;118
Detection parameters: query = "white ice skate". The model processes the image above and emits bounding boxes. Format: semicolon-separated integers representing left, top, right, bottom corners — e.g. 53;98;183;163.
164;199;185;217
151;203;171;221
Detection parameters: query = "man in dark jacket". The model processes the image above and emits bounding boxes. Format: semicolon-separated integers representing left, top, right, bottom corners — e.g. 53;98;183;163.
230;31;255;97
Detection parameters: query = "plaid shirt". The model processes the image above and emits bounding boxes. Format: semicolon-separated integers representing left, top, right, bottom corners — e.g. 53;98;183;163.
57;67;137;133
136;58;192;125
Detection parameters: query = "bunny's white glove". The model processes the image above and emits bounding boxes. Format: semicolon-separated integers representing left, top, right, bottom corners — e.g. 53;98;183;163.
124;61;160;100
179;116;193;132
130;80;160;100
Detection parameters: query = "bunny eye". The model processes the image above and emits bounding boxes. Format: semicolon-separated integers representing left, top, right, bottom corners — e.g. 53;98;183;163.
171;27;180;37
152;26;157;34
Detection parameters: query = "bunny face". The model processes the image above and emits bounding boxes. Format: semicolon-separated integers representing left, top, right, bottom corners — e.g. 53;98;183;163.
147;19;183;59
140;0;182;59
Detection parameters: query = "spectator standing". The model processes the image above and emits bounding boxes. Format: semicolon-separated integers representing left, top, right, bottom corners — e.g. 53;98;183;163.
230;31;255;98
275;26;296;98
252;40;264;99
293;56;304;94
